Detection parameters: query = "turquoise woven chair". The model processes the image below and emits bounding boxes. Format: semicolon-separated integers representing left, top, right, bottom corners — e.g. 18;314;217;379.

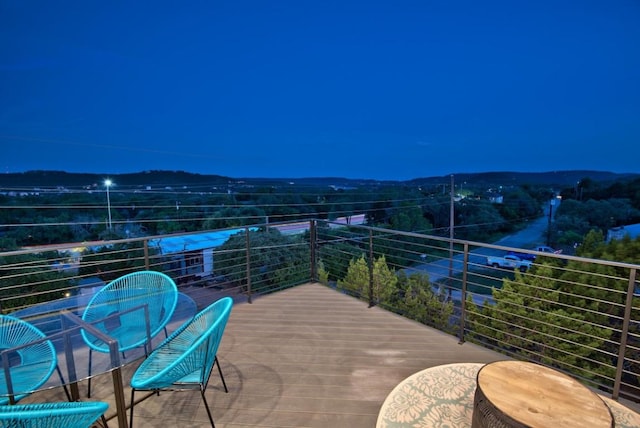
0;401;108;428
81;271;178;397
129;297;233;428
0;315;59;405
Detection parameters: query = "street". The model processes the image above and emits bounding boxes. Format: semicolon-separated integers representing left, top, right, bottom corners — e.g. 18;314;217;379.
406;199;559;285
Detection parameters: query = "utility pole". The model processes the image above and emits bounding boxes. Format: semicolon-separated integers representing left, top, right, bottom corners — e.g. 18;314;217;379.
450;175;455;242
448;174;454;295
547;196;554;246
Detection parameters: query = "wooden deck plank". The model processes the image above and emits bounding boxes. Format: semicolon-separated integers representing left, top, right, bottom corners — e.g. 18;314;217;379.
23;283;509;427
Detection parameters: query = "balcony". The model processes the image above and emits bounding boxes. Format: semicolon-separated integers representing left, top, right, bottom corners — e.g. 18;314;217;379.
1;219;639;426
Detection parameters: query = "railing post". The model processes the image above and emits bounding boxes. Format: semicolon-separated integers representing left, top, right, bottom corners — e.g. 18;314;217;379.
59;315;80;401
310;220;317;282
459;243;469;344
368;229;375;308
143;239;150;270
613;267;637;399
245;227;252;304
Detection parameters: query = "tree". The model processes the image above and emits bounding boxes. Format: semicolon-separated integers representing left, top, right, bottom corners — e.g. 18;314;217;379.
318;239;365;282
337;255;397;303
468;231;640;388
552;213;591;246
388;205;432;233
214;229;310;294
467;265;613;383
552;197;640;245
455;200;506;241
0;251;71;310
422;195;452;233
203;206;266;230
498;188;541;222
375;205;434;268
78;241;153;283
391;271;453;332
317;259;329;285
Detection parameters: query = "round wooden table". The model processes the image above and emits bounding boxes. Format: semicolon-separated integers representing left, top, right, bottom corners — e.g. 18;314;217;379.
473;361;613;428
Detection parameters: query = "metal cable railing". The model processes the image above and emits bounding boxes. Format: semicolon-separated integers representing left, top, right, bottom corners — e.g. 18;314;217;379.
1;219;639;403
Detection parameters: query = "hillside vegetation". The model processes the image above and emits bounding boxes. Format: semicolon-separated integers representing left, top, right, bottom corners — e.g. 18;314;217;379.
1;170;639;251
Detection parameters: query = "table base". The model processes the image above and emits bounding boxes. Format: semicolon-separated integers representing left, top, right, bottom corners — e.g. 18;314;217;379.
472;384;527;428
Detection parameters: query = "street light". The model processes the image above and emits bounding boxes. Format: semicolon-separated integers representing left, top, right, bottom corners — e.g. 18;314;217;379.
547;194;558;247
104;179;113;232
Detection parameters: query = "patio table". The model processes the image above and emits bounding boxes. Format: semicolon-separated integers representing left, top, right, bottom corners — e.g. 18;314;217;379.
377;361;639;428
473;360;612;428
3;292;197;428
376;362;483;427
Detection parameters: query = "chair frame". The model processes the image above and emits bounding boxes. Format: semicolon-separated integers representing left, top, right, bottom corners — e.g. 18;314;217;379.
81;270;178;397
129;297;233;428
0;315;63;405
0;401;109;428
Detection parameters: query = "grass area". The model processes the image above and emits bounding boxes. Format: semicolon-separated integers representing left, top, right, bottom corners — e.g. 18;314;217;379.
436;267;517;295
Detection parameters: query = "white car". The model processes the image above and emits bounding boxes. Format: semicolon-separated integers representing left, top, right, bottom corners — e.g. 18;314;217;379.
486;254;533;272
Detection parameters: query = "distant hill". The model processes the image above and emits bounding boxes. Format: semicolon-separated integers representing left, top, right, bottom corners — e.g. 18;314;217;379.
0;169;637;189
407;171;640;187
0;170;232;188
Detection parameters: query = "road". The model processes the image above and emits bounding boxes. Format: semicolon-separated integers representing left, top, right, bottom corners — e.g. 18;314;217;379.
407;199;559;286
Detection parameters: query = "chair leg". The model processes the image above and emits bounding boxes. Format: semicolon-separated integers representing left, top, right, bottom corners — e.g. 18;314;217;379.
100;414;110;428
129;388;136;428
200;389;215;428
88;348;93;398
215;356;228;393
55;365;72;401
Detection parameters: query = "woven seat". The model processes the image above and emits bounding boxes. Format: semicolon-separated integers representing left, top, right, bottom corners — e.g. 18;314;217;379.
0;315;58;405
0;401;108;428
81;270;178;396
129;296;233;427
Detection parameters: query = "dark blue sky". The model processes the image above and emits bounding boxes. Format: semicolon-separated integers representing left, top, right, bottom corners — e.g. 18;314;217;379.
1;1;639;180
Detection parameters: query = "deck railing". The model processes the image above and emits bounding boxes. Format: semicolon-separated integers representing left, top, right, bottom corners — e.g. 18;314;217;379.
1;219;638;402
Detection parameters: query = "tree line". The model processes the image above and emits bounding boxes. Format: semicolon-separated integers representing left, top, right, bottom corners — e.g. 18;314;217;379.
1;180;548;248
2;174;640;252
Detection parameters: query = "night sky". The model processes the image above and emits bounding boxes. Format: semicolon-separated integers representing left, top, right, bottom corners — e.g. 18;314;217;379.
1;1;639;180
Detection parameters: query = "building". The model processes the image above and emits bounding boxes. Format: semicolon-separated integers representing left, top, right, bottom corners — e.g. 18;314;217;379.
607;223;640;242
152;228;257;283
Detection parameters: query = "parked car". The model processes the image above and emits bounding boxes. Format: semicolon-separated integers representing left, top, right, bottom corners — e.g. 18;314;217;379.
486;254;533;272
507;251;536;261
534;245;562;254
508;246;562;261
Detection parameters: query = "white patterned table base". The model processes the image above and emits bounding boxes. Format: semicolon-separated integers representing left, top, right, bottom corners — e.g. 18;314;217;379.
377;363;484;428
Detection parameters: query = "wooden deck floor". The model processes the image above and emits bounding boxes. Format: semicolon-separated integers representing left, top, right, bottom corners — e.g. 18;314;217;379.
26;283;508;427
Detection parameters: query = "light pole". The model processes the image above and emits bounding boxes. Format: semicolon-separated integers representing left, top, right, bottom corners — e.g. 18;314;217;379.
547;195;557;247
448;174;454;300
105;179;113;232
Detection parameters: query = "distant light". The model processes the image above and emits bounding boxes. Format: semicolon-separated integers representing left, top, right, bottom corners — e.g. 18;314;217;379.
104;179;113;231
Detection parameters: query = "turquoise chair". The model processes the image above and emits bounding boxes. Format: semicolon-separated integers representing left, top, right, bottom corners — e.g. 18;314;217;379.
0;401;108;428
81;271;178;397
129;297;233;428
0;315;59;405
